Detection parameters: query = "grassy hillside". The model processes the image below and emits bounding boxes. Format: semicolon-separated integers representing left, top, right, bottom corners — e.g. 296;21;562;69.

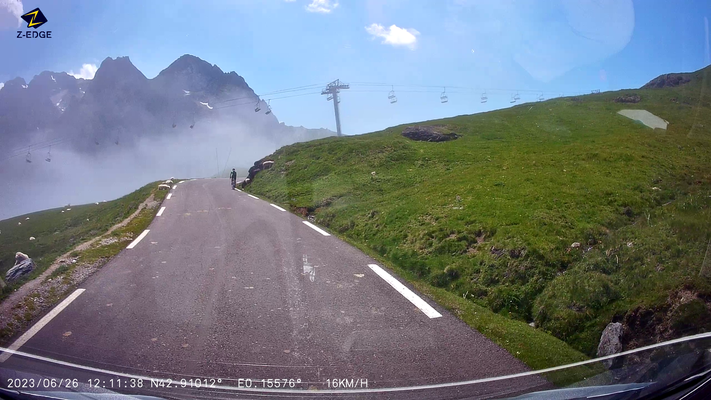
247;66;711;357
0;182;160;299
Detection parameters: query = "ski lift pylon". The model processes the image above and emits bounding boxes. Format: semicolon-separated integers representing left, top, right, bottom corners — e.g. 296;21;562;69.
440;87;448;103
481;91;488;103
388;86;397;104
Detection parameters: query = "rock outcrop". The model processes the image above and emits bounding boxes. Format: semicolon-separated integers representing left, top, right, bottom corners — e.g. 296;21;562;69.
402;125;459;142
614;94;641;103
597;322;624;368
6;252;36;282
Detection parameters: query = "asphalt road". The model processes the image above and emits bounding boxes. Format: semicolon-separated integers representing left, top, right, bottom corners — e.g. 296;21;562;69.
1;179;549;399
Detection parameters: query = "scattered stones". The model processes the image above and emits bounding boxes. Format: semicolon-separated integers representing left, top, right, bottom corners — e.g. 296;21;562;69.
29;237;35;241
571;242;581;248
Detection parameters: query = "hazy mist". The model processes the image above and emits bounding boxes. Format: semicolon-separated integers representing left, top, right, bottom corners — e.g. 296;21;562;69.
0;119;277;220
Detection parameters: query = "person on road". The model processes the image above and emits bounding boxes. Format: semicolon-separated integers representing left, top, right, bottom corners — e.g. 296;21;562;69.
230;168;237;188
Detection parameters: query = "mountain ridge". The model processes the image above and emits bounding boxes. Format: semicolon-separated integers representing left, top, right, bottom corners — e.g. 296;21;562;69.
0;54;334;154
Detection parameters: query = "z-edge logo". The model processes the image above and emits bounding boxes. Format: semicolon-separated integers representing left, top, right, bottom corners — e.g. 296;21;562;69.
21;8;48;29
17;7;51;38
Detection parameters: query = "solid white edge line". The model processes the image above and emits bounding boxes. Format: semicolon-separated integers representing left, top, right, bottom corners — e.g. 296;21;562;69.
127;229;150;249
368;264;442;319
166;193;172;199
172;185;177;190
0;289;85;363
5;331;708;395
247;194;259;199
270;204;286;212
156;207;166;217
302;221;330;236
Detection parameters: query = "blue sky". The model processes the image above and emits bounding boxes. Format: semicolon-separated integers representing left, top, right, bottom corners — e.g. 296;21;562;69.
1;0;710;135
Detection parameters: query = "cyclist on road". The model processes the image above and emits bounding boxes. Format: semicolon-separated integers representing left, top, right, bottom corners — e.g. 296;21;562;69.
230;168;237;189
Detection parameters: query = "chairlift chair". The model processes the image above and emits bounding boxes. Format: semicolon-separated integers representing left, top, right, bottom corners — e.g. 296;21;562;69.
513;92;520;101
45;146;51;162
538;93;544;102
510;95;517;104
481;91;488;103
254;99;261;113
265;100;272;115
172;123;177;128
388;86;397;104
25;148;31;163
440;87;448;104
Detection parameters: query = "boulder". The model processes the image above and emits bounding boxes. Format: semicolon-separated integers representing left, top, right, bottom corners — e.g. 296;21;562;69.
597;322;623;369
158;184;171;190
6;252;35;282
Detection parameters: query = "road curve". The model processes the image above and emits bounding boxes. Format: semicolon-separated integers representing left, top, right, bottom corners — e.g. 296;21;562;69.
1;179;548;399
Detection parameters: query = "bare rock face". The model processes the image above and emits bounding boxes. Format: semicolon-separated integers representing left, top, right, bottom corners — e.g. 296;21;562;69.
6;252;35;282
597;322;624;369
402;125;459;142
642;73;691;89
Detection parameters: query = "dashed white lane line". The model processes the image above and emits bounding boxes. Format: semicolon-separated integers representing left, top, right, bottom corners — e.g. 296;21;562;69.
270;204;286;212
303;221;330;236
368;264;442;319
0;289;86;363
127;230;150;249
172;185;177;190
166;193;172;200
156;207;166;217
247;194;259;200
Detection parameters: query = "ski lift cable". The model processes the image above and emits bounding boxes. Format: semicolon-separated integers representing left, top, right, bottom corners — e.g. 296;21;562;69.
215;83;328;105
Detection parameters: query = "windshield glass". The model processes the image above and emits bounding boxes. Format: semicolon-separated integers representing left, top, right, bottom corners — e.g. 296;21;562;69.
1;1;710;399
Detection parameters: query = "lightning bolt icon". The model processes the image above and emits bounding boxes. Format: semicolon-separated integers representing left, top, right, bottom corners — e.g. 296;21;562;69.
25;10;41;27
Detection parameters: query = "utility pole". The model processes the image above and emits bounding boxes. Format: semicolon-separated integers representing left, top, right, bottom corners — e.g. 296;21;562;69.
321;79;349;137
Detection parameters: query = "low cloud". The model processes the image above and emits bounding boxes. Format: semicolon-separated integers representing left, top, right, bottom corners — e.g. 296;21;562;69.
68;64;99;80
365;23;420;50
0;82;4;91
306;0;338;13
0;0;23;29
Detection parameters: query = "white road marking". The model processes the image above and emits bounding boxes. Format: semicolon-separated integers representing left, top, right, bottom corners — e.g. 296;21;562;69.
166;193;172;200
127;230;150;249
270;204;286;212
247;194;259;199
172;185;177;190
156;207;166;217
368;264;442;319
0;289;85;362
303;221;330;236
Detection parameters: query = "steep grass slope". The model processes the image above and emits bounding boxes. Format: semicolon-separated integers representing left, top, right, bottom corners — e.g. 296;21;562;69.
247;66;711;356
